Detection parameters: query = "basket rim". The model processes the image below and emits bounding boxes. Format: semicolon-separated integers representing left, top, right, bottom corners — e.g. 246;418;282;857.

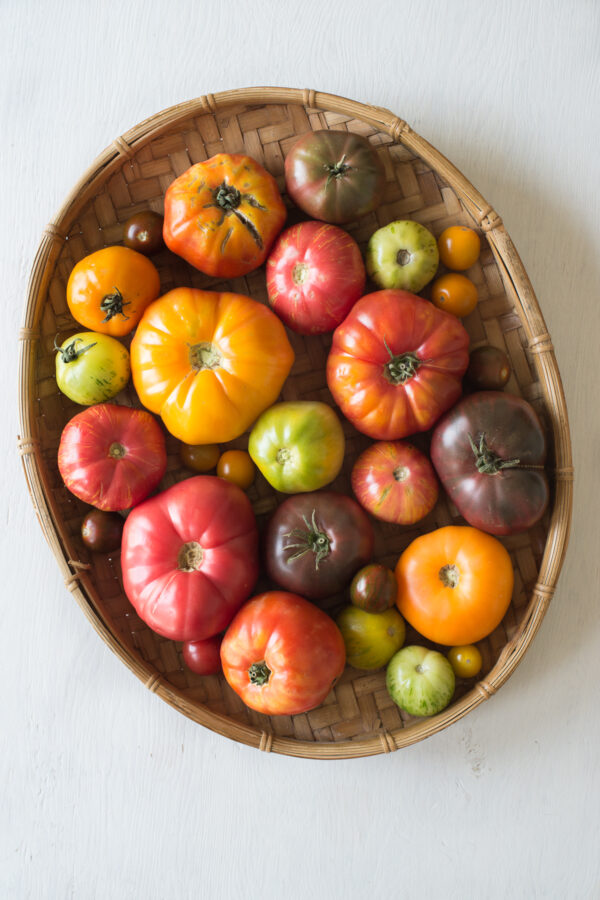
18;86;574;759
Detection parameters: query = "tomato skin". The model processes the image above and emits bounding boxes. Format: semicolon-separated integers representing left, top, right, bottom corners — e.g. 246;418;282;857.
336;606;405;670
264;491;374;601
81;510;124;553
66;246;161;337
58;403;167;511
217;450;255;490
431;273;478;318
431;391;549;535
466;346;511;390
55;332;130;405
163;154;286;278
447;644;482;678
326;290;470;440
351;440;438;525
183;635;223;675
131;288;294;445
123;210;165;255
220;591;346;715
180;442;220;473
284;130;385;223
121;476;258;642
266;221;365;334
350;564;398;612
248;401;344;493
437;226;481;270
395;525;514;645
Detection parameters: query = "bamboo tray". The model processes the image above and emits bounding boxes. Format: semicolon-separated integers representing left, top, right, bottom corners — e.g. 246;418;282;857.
18;87;573;758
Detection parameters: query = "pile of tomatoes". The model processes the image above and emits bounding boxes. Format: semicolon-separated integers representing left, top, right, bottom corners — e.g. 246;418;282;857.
55;130;550;721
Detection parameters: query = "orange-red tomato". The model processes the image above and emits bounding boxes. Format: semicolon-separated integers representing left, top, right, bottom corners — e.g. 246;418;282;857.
66;246;161;336
431;273;478;318
437;226;481;270
351;440;438;525
395;526;514;645
447;644;483;678
217;450;255;490
180;442;220;472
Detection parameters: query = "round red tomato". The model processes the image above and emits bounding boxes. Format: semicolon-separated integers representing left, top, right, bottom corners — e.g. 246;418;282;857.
183;635;223;675
220;591;346;715
351;441;438;525
326;290;470;440
264;491;374;601
266;221;365;334
431;391;549;535
58;403;167;511
121;476;259;642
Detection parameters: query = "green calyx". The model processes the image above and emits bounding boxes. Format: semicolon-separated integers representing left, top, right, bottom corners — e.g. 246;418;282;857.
188;341;222;371
283;509;331;570
54;336;97;363
248;661;271;685
214;182;242;211
100;286;130;322
324;154;351;187
383;337;421;385
468;433;520;475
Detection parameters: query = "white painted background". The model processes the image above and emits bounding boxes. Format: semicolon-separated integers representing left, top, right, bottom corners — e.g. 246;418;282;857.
2;1;599;897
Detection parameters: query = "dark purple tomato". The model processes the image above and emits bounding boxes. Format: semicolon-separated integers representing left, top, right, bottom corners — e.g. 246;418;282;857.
431;391;549;535
183;635;223;675
81;509;124;552
284;130;385;224
467;346;511;390
123;210;165;256
265;491;374;601
350;564;397;612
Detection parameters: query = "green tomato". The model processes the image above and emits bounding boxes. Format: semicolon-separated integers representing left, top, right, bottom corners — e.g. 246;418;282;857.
55;332;130;405
386;645;455;717
336;605;405;670
248;401;345;493
366;220;439;292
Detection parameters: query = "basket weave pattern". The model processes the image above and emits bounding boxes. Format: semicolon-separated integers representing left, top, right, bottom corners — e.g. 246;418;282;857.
18;89;573;758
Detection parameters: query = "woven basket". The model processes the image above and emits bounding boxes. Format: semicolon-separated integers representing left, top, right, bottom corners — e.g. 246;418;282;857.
18;87;573;759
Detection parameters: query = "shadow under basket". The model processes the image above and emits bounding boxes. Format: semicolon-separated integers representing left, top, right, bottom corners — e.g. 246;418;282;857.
18;87;573;758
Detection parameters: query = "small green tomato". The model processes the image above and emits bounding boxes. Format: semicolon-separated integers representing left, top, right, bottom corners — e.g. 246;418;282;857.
55;332;130;405
366;220;439;292
386;645;455;717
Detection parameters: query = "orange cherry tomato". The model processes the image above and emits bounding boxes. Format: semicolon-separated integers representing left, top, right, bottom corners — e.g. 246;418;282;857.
395;525;514;645
66;246;161;336
180;442;220;472
447;644;483;678
217;450;255;490
437;226;481;271
431;273;478;318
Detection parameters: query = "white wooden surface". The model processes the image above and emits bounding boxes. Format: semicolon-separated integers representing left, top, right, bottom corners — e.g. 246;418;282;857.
2;1;599;897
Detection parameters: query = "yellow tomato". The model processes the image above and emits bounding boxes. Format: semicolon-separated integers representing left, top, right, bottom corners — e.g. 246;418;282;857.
447;645;483;678
336;606;406;670
431;273;478;318
217;450;255;490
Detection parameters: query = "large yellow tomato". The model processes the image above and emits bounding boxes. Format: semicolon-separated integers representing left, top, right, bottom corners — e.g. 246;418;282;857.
130;288;295;444
395;525;514;645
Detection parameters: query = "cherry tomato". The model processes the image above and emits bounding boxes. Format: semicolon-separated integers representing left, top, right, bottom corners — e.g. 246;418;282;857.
123;210;165;256
183;635;223;675
217;450;255;490
350;564;398;612
180;442;220;472
81;510;124;553
447;644;483;678
438;226;481;270
466;346;511;390
431;273;478;318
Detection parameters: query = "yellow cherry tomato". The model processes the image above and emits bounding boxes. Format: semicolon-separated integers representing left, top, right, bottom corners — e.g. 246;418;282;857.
447;644;483;678
431;273;478;318
217;450;255;490
180;442;220;472
438;226;481;270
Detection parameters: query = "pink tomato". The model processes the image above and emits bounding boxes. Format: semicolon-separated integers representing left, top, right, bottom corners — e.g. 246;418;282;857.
351;440;438;525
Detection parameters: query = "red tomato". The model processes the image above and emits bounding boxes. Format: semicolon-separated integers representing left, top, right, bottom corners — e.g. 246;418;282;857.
326;290;469;440
220;591;346;715
183;635;223;675
266;221;366;334
58;403;167;511
351;441;438;525
121;476;259;642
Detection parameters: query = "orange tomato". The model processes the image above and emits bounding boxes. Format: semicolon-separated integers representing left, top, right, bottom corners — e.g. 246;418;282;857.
217;450;255;490
447;644;483;678
180;442;220;472
395;525;513;645
437;226;481;270
130;288;294;445
431;273;478;318
66;246;160;336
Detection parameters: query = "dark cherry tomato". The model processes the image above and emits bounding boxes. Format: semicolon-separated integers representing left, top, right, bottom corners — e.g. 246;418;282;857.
350;564;397;612
183;635;223;675
466;346;511;390
217;450;255;490
180;442;220;472
123;210;165;256
81;509;124;553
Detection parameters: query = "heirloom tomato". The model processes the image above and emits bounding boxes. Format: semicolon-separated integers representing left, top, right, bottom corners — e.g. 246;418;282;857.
123;209;165;255
430;273;478;318
336;606;405;671
395;525;514;645
220;591;346;716
81;510;124;553
447;644;482;679
266;221;365;334
264;491;374;601
386;646;455;717
366;220;439;293
58;403;166;511
163;154;286;278
217;450;255;490
350;564;398;612
55;331;130;405
466;346;511;390
437;226;480;270
183;635;223;675
284;130;385;224
66;246;160;336
326;290;470;440
130;288;294;444
351;440;438;525
431;391;549;535
121;476;259;642
180;442;220;473
248;401;344;493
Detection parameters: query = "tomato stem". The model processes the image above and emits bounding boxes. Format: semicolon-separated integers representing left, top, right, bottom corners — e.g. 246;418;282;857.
188;341;222;371
248;661;271;685
54;336;97;363
468;433;520;474
177;541;204;572
324;155;351;187
383;338;421;384
100;286;130;322
283;510;331;570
